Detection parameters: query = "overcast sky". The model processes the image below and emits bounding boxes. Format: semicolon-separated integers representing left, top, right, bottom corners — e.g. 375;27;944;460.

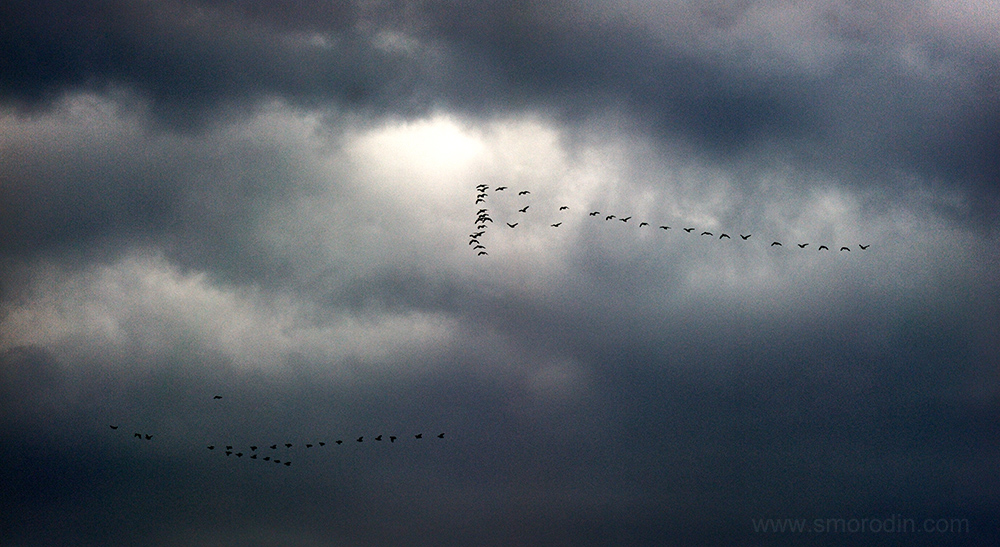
1;1;998;545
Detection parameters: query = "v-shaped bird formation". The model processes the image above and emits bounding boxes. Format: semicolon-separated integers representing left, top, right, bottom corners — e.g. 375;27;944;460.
468;183;870;257
108;395;447;470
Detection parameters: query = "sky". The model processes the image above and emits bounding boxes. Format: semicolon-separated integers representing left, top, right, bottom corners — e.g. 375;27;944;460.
1;0;998;545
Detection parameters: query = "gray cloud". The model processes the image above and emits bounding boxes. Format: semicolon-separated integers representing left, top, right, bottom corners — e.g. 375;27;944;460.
2;1;998;545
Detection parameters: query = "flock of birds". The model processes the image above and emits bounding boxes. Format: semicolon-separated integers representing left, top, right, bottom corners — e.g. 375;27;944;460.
108;395;446;469
468;184;870;256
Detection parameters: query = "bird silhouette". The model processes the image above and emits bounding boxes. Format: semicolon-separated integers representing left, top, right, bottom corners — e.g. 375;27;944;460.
684;228;695;233
496;186;507;191
507;223;517;228
284;461;291;466
389;436;396;442
144;434;152;440
319;442;325;447
590;211;600;216
475;198;485;204
236;452;243;457
719;233;730;239
472;231;484;238
306;444;313;448
473;245;485;250
701;231;713;236
818;245;829;251
357;436;364;442
478;251;488;256
840;247;851;251
859;244;869;250
468;239;479;246
208;445;215;450
110;425;118;429
264;456;271;461
375;435;382;441
551;222;562;227
274;459;280;463
336;440;343;445
559;206;569;210
740;234;751;240
270;444;277;449
606;215;615;220
134;433;141;438
250;454;257;459
620;216;631;222
415;434;423;439
639;222;649;227
285;443;292;448
518;191;530;195
660;226;671;230
771;241;782;246
250;446;257;451
798;243;808;248
477;193;487;198
226;451;232;456
438;433;445;439
213;395;222;399
476;209;487;214
226;445;233;450
519;206;529;213
476;224;486;230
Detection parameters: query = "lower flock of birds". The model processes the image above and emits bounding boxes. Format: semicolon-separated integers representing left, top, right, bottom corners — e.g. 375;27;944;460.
108;396;445;469
469;184;870;257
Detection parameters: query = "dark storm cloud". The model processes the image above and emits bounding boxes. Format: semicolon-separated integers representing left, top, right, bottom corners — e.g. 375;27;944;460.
2;1;999;545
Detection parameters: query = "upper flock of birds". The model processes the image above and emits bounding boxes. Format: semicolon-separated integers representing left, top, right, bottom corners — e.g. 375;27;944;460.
108;395;445;469
468;184;870;257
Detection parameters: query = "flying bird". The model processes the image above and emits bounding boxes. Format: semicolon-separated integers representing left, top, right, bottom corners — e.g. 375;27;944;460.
438;433;445;439
264;456;271;461
213;395;222;399
477;209;487;214
798;243;808;248
818;245;829;251
285;443;292;448
551;222;562;227
478;251;488;256
859;244;870;250
606;215;615;221
620;216;631;222
319;442;325;446
236;452;243;457
559;206;569;210
590;211;600;216
110;425;118;430
475;198;485;204
639;222;649;227
473;245;485;250
144;435;152;440
684;228;695;233
840;247;851;251
476;225;487;230
740;234;751;240
415;434;423;439
250;446;257;451
284;461;291;466
518;206;529;213
496;186;507;191
375;435;382;441
306;444;313;448
771;241;782;246
336;440;343;445
659;226;670;230
701;231;713;236
469;239;479;246
270;444;277;449
134;433;141;438
507;223;517;228
250;454;257;459
208;445;214;450
357;436;364;442
226;445;233;450
390;436;396;442
518;190;530;195
226;451;232;456
719;233;730;239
